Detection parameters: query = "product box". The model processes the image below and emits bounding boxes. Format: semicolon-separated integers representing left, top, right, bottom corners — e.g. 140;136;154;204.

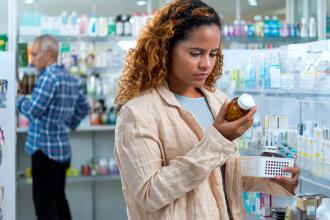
269;64;282;88
281;72;294;89
278;115;289;129
299;71;315;90
264;115;278;129
296;195;318;213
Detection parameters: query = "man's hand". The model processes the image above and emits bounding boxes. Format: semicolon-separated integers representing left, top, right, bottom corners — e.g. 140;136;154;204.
213;99;257;141
271;165;300;195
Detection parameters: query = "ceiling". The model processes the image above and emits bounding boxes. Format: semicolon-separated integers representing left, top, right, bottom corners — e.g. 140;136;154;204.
17;0;286;21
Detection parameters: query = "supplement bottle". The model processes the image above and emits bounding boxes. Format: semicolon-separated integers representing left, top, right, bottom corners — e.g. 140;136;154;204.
225;93;255;122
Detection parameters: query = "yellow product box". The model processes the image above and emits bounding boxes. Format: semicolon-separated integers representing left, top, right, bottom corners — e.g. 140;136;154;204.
296;195;318;212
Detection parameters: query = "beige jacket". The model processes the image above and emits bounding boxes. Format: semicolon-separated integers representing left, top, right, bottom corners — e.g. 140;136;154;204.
114;83;292;220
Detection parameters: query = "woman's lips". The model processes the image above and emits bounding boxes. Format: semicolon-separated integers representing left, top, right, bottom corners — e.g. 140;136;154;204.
194;73;208;81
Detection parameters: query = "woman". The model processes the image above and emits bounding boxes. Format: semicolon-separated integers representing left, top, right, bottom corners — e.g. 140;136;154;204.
114;0;299;219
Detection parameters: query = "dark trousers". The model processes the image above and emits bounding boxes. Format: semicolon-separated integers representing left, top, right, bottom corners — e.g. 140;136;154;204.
32;150;72;220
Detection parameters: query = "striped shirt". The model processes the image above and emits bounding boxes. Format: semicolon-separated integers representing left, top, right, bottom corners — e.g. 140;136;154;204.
17;64;89;162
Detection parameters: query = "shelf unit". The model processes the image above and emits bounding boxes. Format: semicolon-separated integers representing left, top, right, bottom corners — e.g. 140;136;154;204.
234;88;330;98
19;35;135;43
17;125;116;133
19;66;123;74
222;36;318;49
16;124;125;220
18;175;121;185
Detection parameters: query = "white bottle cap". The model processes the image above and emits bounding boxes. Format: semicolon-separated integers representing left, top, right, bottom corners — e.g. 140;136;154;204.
237;93;255;110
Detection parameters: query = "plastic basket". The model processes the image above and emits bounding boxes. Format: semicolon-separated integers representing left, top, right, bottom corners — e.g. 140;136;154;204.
240;156;295;178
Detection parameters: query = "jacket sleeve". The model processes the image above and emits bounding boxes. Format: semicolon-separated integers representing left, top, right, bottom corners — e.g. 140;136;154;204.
114;106;237;212
17;75;56;121
242;175;294;197
66;87;89;130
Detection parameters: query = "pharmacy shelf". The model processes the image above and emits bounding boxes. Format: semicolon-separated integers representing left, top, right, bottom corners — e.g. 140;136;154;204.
233;88;330;102
222;36;317;45
19;35;135;43
18;175;121;185
19;66;122;75
238;146;261;156
17;125;116;133
87;66;122;74
233;89;261;95
299;168;330;191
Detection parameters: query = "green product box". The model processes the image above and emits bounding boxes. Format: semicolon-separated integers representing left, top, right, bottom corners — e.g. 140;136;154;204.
0;35;8;51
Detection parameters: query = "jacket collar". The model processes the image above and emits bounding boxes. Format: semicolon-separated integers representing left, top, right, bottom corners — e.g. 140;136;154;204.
156;82;220;118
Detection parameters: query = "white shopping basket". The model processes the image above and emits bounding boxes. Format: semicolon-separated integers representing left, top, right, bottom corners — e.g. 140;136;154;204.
240;156;295;178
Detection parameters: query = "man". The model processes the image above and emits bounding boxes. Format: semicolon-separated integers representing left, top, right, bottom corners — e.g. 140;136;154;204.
17;35;89;220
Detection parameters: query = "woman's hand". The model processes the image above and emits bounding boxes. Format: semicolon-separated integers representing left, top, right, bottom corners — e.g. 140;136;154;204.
271;165;300;195
213;99;257;141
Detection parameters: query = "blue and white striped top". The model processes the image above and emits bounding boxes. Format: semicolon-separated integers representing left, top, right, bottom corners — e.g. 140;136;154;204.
174;93;214;130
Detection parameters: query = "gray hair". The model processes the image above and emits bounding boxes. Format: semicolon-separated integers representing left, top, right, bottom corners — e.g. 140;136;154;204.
33;35;59;61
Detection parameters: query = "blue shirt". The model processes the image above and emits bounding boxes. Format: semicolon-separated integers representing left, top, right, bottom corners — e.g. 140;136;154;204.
17;64;89;162
174;93;214;130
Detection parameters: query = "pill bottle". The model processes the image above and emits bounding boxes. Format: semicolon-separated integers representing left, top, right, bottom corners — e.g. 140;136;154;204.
224;93;255;122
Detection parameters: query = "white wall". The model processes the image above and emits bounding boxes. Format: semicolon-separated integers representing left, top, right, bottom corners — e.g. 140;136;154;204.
0;0;8;34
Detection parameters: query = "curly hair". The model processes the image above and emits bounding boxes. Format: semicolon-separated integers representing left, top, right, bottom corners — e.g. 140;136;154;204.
115;0;223;104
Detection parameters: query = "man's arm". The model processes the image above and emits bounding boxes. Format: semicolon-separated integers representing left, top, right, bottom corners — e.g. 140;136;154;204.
17;75;56;121
66;87;89;130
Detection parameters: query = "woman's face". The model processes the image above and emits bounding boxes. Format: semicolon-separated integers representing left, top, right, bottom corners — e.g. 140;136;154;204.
168;24;221;97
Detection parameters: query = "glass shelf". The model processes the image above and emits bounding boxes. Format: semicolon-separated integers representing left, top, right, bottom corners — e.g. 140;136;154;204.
19;35;135;43
18;66;123;75
87;66;122;74
300;169;330;191
17;125;116;133
222;36;317;44
233;88;330;102
18;175;121;185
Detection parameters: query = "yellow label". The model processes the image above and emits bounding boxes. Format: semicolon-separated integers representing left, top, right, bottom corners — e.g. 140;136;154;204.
0;40;4;46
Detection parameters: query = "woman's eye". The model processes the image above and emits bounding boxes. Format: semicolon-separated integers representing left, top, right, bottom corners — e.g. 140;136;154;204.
190;52;201;57
210;53;218;57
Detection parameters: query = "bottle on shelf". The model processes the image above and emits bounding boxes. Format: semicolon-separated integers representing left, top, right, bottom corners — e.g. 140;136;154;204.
69;11;79;36
263;15;271;37
116;15;124;36
108;16;116;36
271;16;280;37
60;11;69;36
79;14;89;36
88;13;98;37
309;17;317;38
300;17;308;38
123;15;132;36
98;17;108;37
